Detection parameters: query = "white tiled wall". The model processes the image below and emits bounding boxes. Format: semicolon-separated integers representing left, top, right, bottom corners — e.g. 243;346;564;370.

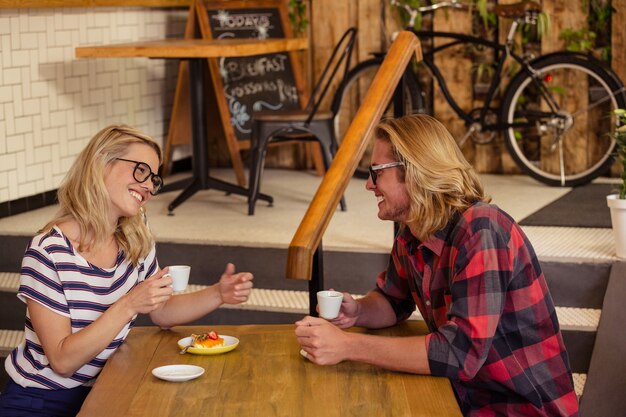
0;7;187;203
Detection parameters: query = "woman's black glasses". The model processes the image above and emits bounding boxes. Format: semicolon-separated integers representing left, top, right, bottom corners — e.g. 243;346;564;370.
115;158;163;195
368;161;405;185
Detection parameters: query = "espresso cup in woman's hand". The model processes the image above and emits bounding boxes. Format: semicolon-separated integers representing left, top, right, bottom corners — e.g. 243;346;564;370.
164;265;191;292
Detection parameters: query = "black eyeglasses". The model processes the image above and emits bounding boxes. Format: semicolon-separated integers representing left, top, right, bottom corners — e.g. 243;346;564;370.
368;161;405;185
115;158;163;195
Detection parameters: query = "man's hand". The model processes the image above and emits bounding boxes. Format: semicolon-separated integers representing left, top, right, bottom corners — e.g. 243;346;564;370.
295;316;351;365
326;292;360;328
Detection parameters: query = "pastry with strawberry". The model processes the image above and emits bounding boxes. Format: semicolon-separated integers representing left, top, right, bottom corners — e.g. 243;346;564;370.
191;331;224;349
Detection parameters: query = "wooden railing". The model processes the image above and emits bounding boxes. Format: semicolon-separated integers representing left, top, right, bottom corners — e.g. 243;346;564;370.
286;30;422;281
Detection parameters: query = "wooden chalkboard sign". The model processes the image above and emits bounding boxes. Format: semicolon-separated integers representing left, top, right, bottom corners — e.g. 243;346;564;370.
163;0;307;186
203;6;302;141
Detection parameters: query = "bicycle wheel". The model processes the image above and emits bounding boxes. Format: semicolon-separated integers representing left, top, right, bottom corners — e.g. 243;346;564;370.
332;58;419;179
501;52;626;187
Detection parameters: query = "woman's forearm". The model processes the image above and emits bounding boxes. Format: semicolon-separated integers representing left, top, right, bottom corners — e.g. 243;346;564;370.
149;285;223;328
28;298;136;378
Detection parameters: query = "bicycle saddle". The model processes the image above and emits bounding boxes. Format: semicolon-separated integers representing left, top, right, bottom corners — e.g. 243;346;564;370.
493;0;541;19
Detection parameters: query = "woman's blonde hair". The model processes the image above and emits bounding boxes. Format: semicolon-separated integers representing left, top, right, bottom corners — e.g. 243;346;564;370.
375;114;490;241
42;125;162;265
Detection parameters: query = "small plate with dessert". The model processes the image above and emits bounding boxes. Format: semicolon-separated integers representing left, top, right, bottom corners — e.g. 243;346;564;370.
177;331;239;355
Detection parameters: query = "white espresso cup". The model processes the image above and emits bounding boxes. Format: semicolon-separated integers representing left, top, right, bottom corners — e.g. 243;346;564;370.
165;265;191;292
317;290;343;319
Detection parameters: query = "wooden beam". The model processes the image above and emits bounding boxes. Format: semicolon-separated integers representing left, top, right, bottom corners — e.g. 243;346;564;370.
76;38;308;59
613;0;626;87
0;0;190;7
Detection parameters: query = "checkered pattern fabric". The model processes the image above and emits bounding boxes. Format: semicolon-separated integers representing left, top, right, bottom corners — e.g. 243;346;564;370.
376;203;579;416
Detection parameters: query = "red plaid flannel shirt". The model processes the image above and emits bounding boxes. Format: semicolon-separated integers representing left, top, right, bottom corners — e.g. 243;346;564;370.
376;202;579;416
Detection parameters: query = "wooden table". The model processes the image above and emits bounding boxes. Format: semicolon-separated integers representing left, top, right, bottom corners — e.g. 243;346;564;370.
76;38;308;213
77;322;462;417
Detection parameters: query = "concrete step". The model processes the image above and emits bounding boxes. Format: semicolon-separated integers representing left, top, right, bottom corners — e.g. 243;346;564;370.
572;373;586;399
2;233;615;301
0;271;601;375
0;266;597;398
522;226;615;262
0;273;601;330
0;242;607;374
0;329;23;357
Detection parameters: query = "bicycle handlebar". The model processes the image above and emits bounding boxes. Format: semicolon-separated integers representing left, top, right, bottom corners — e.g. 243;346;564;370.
390;0;467;27
391;0;544;27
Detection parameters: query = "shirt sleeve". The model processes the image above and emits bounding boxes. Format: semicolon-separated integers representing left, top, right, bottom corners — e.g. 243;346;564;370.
375;241;416;322
427;224;510;381
17;238;70;317
138;243;159;281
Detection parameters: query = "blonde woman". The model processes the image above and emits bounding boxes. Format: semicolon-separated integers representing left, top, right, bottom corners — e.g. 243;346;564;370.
296;115;578;416
0;126;253;417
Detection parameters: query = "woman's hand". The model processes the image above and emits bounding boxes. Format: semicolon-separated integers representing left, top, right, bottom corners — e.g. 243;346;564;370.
123;268;173;315
218;263;253;305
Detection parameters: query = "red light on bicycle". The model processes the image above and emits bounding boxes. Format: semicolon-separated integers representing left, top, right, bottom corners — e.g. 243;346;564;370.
544;73;553;83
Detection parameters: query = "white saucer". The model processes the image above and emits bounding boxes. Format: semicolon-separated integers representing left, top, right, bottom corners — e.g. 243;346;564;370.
152;364;205;382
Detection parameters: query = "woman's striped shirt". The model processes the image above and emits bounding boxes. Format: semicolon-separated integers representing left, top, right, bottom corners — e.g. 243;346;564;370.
4;226;158;389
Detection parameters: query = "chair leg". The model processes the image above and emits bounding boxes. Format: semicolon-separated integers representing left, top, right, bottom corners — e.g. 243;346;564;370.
310;123;347;212
319;139;347;212
247;147;260;215
248;122;274;215
248;124;263;215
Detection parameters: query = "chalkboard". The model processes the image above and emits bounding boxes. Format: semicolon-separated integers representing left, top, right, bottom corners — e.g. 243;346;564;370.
206;7;301;140
164;0;307;186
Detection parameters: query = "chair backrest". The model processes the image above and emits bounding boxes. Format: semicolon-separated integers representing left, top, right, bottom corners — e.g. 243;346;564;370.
304;27;357;126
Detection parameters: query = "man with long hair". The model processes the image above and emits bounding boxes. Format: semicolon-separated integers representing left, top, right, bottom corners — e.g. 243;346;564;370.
296;115;579;416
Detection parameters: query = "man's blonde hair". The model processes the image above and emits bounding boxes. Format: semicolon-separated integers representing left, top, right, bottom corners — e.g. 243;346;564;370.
42;125;162;265
375;114;490;241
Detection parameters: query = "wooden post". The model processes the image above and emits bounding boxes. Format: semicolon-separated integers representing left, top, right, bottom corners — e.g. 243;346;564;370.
542;0;588;178
472;4;501;174
613;0;626;86
433;8;474;161
612;0;626;177
309;0;353;175
497;0;521;175
162;5;196;177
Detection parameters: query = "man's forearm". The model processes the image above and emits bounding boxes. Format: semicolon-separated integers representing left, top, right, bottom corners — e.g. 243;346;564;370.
355;290;400;328
345;332;431;374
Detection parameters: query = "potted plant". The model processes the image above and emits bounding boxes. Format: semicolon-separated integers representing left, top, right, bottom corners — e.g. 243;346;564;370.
607;108;626;258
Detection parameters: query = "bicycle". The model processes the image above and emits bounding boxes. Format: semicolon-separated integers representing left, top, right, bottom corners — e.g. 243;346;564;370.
333;0;626;186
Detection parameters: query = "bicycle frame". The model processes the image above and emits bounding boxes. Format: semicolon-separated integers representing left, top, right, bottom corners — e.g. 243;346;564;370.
411;29;528;132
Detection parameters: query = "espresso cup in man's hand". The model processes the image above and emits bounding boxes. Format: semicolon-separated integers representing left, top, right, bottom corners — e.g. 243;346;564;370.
317;290;343;319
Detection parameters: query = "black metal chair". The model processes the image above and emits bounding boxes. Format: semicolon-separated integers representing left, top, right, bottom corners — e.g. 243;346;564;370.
247;27;358;215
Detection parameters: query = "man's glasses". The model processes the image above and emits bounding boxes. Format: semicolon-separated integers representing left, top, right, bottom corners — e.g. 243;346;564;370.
368;161;405;185
115;158;163;195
